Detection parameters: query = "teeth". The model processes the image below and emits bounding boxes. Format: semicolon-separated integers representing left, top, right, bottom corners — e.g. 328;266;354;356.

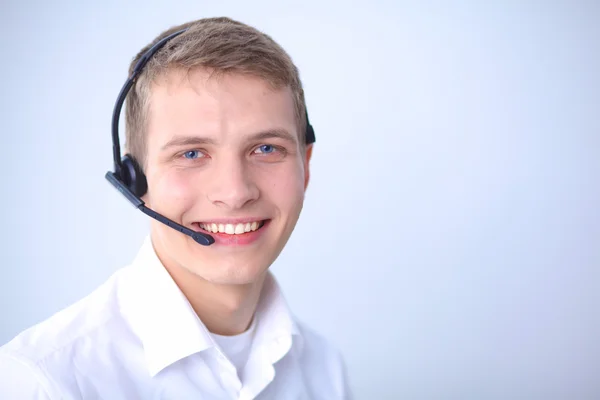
234;223;245;234
200;221;263;235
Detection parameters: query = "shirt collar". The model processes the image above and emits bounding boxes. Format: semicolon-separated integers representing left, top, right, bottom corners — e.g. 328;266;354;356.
118;235;304;377
254;272;304;355
119;236;214;377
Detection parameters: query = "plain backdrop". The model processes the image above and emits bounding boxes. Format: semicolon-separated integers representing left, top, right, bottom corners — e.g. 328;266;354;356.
1;1;598;399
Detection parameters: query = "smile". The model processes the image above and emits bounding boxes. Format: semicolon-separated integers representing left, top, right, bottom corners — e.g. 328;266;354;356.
195;220;266;235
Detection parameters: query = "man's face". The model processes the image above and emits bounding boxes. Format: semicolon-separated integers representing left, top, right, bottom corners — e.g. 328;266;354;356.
143;68;311;285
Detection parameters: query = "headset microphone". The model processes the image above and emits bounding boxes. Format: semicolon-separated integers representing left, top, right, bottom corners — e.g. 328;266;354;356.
105;27;315;246
105;172;214;245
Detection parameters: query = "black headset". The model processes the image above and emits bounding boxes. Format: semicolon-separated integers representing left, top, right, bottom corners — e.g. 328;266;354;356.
105;28;315;246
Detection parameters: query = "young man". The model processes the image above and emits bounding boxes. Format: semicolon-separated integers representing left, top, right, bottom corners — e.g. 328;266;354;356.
0;17;351;399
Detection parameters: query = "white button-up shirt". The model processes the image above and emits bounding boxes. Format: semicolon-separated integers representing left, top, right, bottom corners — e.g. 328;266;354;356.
0;237;352;399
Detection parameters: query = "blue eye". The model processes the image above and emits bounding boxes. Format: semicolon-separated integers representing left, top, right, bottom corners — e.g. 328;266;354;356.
184;150;201;159
256;145;274;154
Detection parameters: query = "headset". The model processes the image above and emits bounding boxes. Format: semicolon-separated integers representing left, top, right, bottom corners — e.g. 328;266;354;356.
105;28;316;246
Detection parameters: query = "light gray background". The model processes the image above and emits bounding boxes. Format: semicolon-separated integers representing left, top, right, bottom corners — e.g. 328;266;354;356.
1;1;598;398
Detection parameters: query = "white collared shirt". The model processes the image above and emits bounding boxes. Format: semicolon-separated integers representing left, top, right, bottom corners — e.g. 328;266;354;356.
0;237;352;399
211;315;257;382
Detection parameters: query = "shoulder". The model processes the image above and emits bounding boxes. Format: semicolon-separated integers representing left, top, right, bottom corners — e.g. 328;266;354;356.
293;319;353;399
0;267;132;397
1;269;125;361
296;319;343;360
0;351;53;399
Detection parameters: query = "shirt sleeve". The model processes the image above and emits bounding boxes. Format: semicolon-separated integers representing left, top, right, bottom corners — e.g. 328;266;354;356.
0;353;53;400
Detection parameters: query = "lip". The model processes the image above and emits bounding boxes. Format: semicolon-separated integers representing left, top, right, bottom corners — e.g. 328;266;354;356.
192;219;270;246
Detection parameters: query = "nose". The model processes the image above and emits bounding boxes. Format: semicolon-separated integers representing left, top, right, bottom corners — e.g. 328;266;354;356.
206;157;259;210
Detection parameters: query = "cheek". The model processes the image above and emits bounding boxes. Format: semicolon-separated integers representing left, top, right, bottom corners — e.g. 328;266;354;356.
149;169;198;212
259;163;305;208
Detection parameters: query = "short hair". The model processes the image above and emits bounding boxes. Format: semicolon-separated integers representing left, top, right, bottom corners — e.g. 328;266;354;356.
124;17;308;169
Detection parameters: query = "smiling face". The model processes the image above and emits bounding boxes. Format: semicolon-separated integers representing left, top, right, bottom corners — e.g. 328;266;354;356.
142;68;311;285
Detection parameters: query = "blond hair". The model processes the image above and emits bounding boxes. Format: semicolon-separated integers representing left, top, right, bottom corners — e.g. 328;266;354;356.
124;17;307;169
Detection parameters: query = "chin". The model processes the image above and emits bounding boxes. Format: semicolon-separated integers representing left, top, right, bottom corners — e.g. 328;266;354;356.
190;258;269;285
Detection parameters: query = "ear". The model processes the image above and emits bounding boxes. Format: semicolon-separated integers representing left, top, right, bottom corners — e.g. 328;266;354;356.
303;143;313;191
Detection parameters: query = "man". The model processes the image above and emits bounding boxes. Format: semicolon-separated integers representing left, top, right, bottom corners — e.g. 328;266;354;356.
0;17;351;399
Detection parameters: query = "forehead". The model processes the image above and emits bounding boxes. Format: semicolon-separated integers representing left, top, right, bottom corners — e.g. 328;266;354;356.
145;68;298;146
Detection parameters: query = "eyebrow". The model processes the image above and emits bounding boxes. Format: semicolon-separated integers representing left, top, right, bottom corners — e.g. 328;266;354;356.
161;136;216;151
160;128;298;151
248;129;298;145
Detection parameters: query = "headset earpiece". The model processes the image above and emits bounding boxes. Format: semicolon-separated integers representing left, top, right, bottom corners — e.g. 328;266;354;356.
120;154;148;197
304;110;315;145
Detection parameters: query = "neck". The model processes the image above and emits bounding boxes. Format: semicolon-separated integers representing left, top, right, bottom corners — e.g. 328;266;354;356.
152;239;266;336
175;269;266;336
